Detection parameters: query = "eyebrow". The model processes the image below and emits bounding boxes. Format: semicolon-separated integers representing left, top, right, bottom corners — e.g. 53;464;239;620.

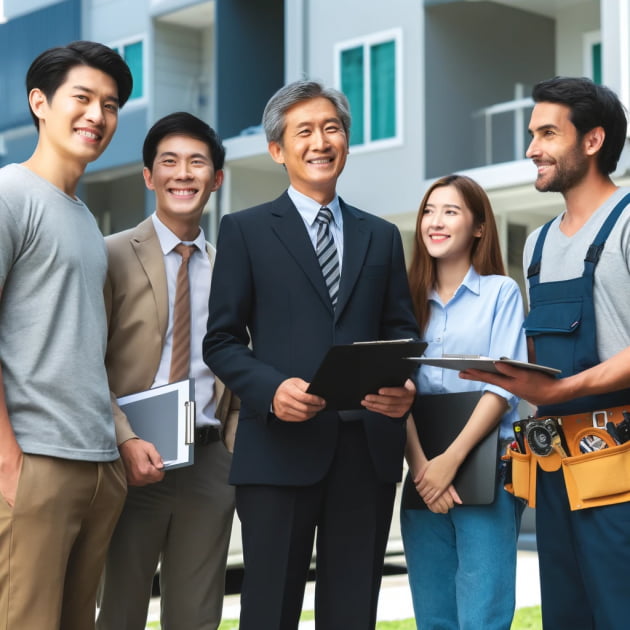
295;117;342;128
158;151;210;160
425;203;461;210
528;123;559;136
72;84;120;105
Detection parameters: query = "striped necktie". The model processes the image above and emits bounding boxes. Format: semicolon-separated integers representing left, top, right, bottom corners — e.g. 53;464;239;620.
315;207;340;308
169;243;196;382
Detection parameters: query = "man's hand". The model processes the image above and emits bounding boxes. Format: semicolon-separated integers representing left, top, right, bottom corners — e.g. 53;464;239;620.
361;378;416;418
119;438;165;486
0;444;23;508
272;378;326;422
460;363;569;407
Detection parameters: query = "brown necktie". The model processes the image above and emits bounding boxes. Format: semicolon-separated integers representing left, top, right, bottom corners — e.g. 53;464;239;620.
169;243;196;383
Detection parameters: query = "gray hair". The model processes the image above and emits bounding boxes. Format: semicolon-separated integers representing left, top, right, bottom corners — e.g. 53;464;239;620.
262;80;352;145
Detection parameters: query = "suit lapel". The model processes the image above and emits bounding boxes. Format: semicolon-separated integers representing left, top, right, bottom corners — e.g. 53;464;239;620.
270;193;333;313
130;217;169;340
335;201;370;321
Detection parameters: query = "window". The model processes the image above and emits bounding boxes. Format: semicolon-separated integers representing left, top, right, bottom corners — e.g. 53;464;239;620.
335;29;402;148
583;31;602;85
110;37;145;101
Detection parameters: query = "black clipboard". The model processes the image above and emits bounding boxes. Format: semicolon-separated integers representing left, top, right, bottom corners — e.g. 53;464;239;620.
307;339;427;411
402;391;498;508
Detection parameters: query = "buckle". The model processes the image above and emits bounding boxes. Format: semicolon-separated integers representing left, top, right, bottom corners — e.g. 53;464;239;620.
195;425;221;446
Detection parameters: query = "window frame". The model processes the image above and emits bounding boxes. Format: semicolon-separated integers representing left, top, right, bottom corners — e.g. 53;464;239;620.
583;30;602;85
334;28;403;152
109;34;147;107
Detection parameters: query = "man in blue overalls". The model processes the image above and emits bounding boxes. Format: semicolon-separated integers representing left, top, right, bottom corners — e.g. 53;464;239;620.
463;76;630;629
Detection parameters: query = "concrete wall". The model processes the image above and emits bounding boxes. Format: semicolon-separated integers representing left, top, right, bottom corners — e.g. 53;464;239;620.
153;21;206;120
303;0;425;218
556;0;600;77
424;1;555;178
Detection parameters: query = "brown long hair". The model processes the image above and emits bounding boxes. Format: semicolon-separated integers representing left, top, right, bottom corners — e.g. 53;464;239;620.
408;174;506;334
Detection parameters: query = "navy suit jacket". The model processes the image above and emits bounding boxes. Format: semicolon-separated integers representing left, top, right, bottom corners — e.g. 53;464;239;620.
203;192;420;486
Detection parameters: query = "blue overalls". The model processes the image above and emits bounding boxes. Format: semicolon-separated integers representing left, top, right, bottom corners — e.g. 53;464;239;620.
524;193;630;630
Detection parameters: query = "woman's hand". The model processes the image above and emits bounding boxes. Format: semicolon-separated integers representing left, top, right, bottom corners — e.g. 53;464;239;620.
415;451;461;505
425;484;462;514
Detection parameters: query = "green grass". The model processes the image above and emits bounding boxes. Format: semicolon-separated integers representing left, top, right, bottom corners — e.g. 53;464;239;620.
147;605;541;629
511;605;543;629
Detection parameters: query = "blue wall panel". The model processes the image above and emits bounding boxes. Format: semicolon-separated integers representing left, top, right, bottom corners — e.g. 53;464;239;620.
0;0;81;131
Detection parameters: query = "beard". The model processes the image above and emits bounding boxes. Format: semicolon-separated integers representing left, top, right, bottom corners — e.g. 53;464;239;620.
535;143;590;193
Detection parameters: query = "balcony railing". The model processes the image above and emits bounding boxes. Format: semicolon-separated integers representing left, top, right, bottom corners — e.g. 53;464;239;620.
473;91;534;166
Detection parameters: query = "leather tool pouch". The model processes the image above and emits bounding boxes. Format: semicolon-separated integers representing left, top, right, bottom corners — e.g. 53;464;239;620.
502;447;537;508
561;439;630;510
504;409;630;511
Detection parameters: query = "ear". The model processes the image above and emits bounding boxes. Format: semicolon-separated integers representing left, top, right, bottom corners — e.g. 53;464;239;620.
473;223;483;239
584;126;605;157
211;169;224;192
268;141;285;165
28;88;48;122
142;166;155;191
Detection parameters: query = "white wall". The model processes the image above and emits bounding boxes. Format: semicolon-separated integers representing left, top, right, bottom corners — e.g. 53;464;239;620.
302;0;425;218
555;0;600;77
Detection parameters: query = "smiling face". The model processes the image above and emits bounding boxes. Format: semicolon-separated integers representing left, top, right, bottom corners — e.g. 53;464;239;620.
143;134;223;239
526;101;590;193
420;185;482;264
30;64;120;166
268;96;349;205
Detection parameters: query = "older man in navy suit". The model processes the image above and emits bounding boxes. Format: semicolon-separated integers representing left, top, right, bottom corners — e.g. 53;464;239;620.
203;81;419;630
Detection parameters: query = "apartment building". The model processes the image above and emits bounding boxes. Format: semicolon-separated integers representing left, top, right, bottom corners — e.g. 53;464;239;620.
2;0;628;276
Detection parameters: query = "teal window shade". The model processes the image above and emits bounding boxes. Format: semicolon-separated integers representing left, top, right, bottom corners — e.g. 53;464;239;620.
592;42;602;85
341;46;364;145
370;40;395;141
113;40;144;100
124;41;143;100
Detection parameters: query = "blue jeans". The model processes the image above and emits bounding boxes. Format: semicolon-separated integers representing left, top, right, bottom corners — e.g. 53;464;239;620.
401;471;524;630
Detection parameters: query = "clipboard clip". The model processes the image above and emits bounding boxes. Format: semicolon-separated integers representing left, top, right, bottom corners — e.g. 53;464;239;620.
185;400;196;445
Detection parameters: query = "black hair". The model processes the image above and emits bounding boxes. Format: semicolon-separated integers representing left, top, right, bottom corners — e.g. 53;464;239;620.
532;76;627;175
142;112;226;172
26;40;133;129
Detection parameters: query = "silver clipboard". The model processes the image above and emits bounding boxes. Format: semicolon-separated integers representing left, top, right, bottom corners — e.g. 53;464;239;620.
117;379;196;469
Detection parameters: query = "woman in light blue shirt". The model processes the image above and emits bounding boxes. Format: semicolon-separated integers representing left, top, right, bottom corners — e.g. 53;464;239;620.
401;174;526;630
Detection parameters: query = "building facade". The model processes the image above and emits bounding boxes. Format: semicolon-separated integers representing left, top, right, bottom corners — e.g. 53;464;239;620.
2;0;628;277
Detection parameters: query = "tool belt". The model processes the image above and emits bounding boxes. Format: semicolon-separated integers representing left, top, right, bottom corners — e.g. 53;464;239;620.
502;404;630;510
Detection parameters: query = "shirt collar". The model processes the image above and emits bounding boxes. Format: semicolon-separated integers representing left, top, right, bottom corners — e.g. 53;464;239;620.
151;212;206;255
429;265;481;302
287;186;342;229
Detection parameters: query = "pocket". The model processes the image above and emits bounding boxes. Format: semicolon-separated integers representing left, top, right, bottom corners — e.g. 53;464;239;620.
524;299;582;336
503;449;537;508
0;453;26;511
562;440;630;510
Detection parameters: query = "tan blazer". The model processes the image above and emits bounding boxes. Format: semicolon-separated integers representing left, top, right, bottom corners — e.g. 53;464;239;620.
104;216;238;452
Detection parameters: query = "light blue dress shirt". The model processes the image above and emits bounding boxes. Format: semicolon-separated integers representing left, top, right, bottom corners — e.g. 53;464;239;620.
287;185;344;272
418;266;527;439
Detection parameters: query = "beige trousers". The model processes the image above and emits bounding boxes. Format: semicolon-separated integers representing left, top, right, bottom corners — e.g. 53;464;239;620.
0;454;126;630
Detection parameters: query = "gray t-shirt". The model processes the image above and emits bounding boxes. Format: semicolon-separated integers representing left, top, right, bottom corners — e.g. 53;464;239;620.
523;187;630;362
0;163;118;461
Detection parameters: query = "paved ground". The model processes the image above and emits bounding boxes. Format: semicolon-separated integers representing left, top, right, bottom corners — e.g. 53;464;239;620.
146;550;541;627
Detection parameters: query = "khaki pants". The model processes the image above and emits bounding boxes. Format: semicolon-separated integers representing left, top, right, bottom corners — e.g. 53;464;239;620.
0;454;126;630
97;441;234;630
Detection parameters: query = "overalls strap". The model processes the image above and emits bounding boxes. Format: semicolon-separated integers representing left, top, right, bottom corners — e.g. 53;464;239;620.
526;220;553;285
528;192;630;285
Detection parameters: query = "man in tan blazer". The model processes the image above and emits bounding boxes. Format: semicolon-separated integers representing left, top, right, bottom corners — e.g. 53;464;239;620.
97;112;236;630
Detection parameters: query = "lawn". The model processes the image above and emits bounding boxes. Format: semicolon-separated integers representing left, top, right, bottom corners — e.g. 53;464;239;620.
146;605;542;629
